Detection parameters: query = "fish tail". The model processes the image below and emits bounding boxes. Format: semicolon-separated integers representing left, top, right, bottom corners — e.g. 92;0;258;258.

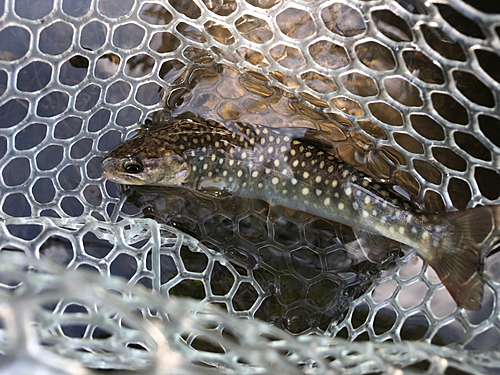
424;206;498;310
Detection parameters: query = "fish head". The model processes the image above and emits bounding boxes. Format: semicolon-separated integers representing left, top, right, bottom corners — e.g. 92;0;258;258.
101;131;189;187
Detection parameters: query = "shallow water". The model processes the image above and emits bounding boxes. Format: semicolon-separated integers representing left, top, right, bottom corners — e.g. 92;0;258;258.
1;0;500;369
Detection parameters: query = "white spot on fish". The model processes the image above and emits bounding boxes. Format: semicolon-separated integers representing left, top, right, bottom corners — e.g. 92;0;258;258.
389;227;395;234
338;202;345;210
260;138;266;145
302;188;309;195
362;180;369;187
291;178;298;185
268;147;274;154
241;152;247;159
211;154;216;161
364;196;371;205
351;176;357;182
228;177;234;182
328;166;334;173
345;187;352;196
252;171;258;178
398;227;405;234
290;149;296;156
372;210;377;216
214;141;220;148
274;160;280;167
422;231;429;240
280;146;287;153
203;164;208;170
258;183;263;188
229;160;234;166
353;202;359;210
319;161;325;169
332;180;338;188
208;172;213;177
324;197;331;205
315;176;322;183
362;210;369;218
272;177;279;185
265;168;271;174
303;172;310;179
237;170;243;178
305;152;312;158
292;160;299;167
192;166;197;172
316;189;322;196
334;192;340;198
223;171;228;177
411;227;417;234
342;170;349;178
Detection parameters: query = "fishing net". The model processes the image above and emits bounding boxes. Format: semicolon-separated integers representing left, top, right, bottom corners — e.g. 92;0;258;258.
0;0;500;373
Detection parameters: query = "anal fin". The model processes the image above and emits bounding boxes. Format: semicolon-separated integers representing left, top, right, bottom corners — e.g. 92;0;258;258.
352;228;402;263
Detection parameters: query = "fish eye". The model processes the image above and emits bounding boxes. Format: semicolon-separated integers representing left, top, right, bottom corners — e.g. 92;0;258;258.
123;158;144;174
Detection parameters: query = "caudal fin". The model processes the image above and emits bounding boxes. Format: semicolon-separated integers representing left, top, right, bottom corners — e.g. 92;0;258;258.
425;206;498;310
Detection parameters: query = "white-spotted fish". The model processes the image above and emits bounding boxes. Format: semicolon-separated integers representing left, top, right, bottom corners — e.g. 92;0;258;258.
101;117;498;310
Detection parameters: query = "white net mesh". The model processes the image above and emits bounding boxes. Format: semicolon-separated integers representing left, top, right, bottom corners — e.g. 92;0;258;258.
1;0;500;373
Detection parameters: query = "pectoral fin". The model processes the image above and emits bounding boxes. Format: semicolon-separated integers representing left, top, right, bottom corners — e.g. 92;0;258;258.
352;228;402;263
193;177;233;198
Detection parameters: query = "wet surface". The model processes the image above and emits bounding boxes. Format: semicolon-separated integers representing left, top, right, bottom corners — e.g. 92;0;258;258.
126;184;398;333
1;0;500;359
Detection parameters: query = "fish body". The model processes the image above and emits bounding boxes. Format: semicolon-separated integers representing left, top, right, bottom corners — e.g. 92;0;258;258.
102;117;497;310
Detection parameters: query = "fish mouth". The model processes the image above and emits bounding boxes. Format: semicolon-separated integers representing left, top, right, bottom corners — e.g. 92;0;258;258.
101;170;146;185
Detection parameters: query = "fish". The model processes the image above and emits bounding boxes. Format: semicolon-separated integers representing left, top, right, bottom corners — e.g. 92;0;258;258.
101;116;498;310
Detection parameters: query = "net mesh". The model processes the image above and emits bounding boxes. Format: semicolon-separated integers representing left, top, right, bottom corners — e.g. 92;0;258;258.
1;0;500;373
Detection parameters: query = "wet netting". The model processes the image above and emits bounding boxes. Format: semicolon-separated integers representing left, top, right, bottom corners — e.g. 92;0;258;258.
1;0;500;373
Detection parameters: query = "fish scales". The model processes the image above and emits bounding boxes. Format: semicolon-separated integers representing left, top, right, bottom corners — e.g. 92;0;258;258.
102;117;500;310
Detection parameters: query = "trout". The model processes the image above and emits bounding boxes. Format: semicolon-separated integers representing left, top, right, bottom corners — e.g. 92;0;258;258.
101;117;497;310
